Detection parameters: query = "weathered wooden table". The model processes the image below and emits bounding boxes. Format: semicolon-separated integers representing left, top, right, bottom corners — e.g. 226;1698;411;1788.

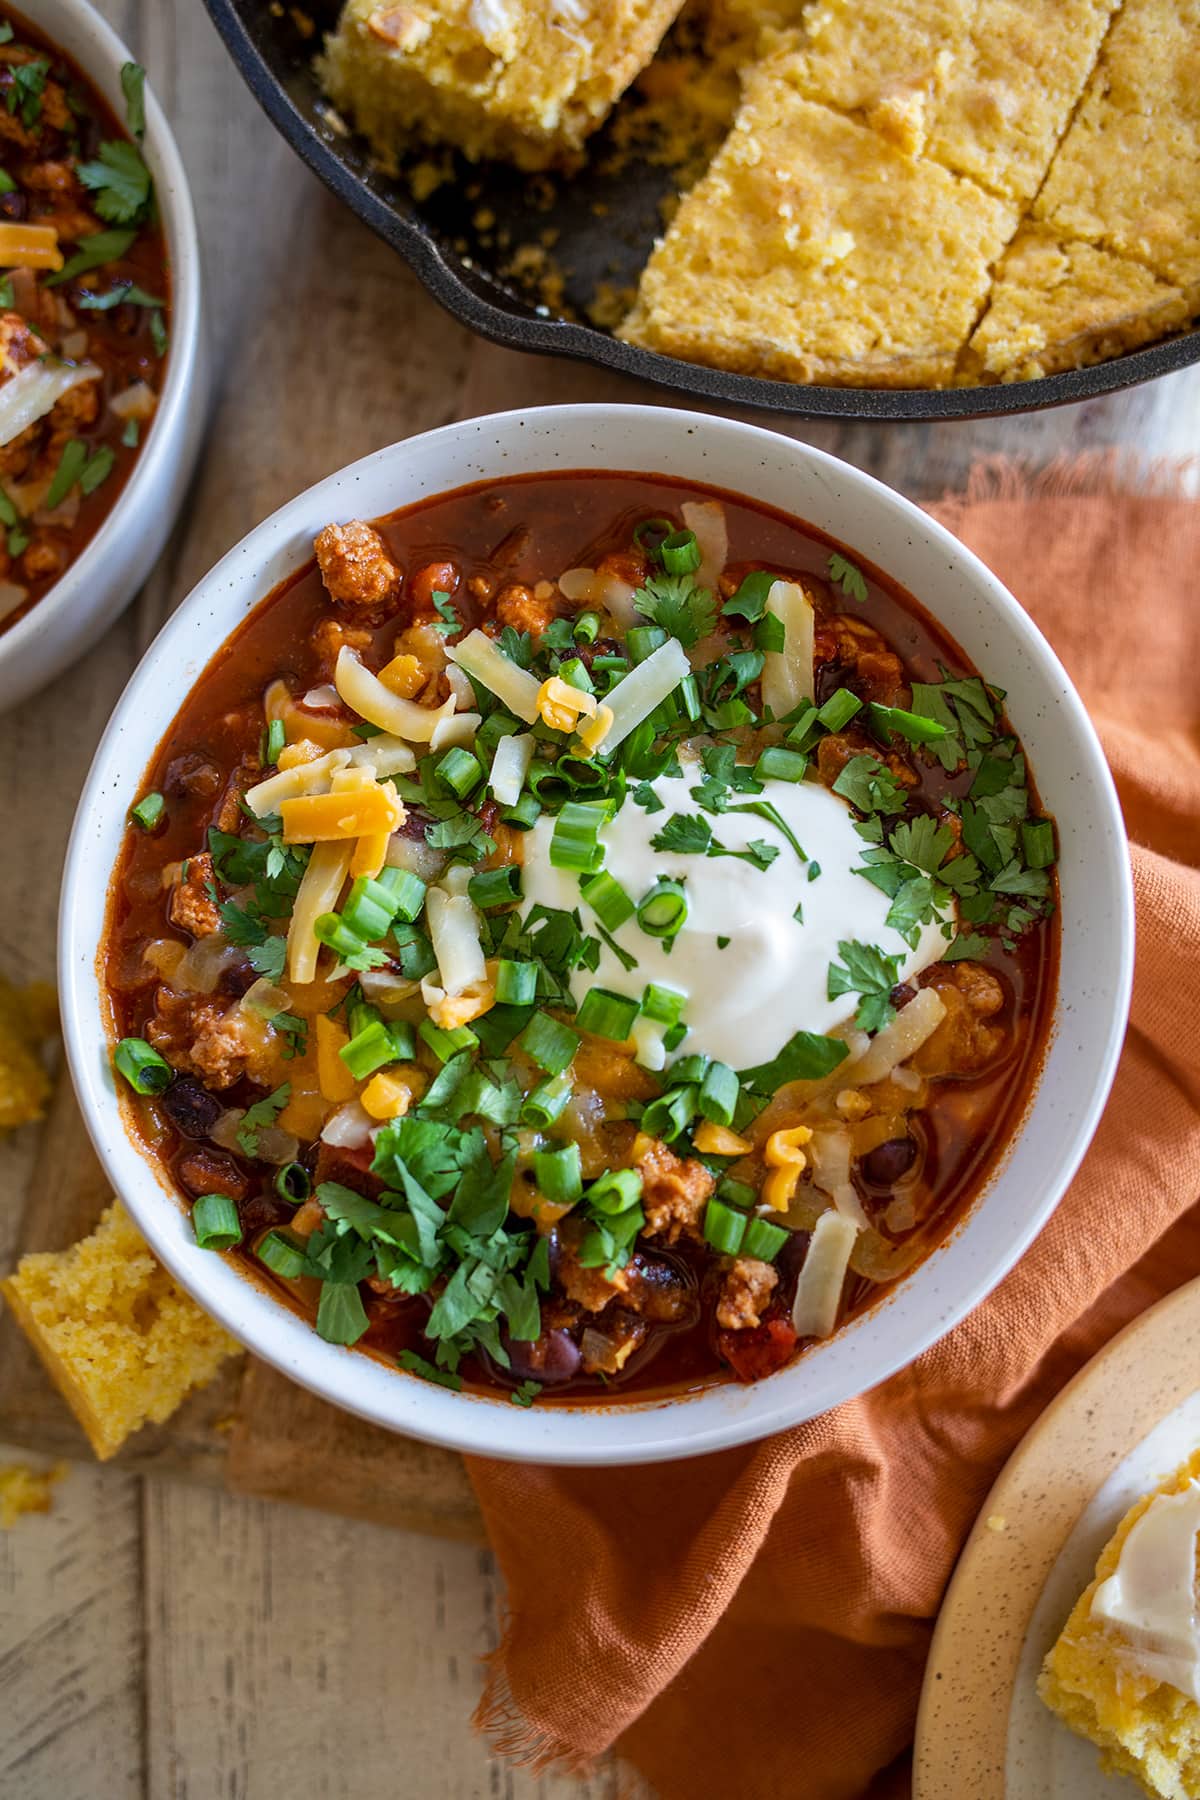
2;2;1199;1795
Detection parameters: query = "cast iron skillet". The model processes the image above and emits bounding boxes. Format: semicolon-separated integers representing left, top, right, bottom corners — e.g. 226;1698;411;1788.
203;0;1200;421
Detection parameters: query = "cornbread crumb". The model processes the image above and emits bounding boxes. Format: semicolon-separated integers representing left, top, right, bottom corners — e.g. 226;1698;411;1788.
1;1201;239;1461
1039;1447;1200;1799
986;1512;1008;1533
0;976;56;1130
0;1460;66;1529
1034;0;1200;288
965;223;1200;381
318;0;689;170
620;53;1018;388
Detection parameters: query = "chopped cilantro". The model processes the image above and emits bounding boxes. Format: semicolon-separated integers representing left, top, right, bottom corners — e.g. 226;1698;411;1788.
77;139;152;225
430;588;462;637
832;754;907;817
46;229;138;288
827;940;903;1034
509;1378;540;1408
236;1085;291;1158
399;1349;463;1391
632;571;716;648
7;59;48;130
631;781;664;813
827;552;868;603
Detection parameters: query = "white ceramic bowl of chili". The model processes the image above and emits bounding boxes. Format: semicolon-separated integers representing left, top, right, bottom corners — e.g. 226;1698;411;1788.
0;0;204;711
58;404;1134;1466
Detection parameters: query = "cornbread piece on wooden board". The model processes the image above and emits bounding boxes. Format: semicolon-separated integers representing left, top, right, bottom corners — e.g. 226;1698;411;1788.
1038;1446;1200;1798
785;0;1120;202
1034;0;1200;289
0;974;56;1130
0;1459;66;1529
966;223;1200;381
319;0;689;170
1;1201;240;1461
620;66;1018;388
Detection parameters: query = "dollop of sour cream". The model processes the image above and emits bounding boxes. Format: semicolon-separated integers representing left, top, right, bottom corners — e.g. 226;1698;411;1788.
1092;1482;1200;1702
521;770;951;1068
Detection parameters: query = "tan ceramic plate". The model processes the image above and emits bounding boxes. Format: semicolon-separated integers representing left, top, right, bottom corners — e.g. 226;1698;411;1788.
914;1276;1200;1800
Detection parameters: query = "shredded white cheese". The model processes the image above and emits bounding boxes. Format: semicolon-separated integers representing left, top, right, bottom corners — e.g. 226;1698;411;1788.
762;580;815;720
335;647;457;742
488;731;535;806
589;636;690;754
792;1210;859;1339
0;358;100;449
446;629;542;724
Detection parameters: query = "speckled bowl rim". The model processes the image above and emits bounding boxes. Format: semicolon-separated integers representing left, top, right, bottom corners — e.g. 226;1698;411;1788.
58;405;1134;1467
914;1276;1200;1798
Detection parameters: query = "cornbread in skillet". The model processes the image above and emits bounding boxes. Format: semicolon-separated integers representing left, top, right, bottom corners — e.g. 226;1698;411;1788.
1039;1449;1200;1800
1;1201;238;1460
318;0;688;169
618;48;1018;387
1034;0;1200;289
966;223;1200;380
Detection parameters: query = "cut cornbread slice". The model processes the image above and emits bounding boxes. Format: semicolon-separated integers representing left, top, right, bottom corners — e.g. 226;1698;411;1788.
1035;0;1200;288
1039;1448;1200;1800
783;0;1119;201
318;0;687;170
0;975;55;1130
619;64;1018;389
965;223;1200;381
929;0;1121;203
1;1201;239;1461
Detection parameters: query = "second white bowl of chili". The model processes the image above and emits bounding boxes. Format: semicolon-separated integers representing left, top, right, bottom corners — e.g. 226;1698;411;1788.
59;405;1132;1465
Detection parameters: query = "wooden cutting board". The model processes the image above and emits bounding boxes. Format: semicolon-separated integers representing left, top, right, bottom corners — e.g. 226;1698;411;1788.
0;1068;484;1540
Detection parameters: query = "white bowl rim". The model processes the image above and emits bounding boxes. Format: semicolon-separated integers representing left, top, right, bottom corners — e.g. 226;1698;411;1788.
0;0;201;663
58;403;1135;1466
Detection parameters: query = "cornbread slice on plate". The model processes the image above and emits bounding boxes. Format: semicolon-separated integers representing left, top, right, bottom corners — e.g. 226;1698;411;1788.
965;223;1200;381
785;0;1119;200
619;60;1018;388
1039;1447;1200;1800
929;0;1121;203
1034;0;1200;288
1;1200;239;1461
318;0;688;170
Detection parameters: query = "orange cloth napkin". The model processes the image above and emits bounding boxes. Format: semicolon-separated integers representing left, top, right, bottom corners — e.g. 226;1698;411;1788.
466;460;1200;1800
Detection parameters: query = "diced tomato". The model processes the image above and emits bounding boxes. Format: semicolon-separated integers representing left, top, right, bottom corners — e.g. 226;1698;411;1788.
717;1317;798;1383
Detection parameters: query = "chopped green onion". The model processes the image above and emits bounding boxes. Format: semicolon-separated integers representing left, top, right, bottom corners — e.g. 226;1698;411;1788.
501;791;541;831
753;746;807;784
573;611;601;644
341;874;402;943
556;656;594;694
703;1198;748;1255
660;528;701;575
476;710;520;755
192;1193;243;1250
677;674;701;722
121;417;140;449
526;762;571;809
113;1036;172;1095
784;705;822;753
517;1012;580;1076
80;446;115;495
557;754;606;792
435;746;484;798
698;1060;739;1127
742;1217;789;1261
467;864;521;908
580;869;635;932
1022;820;1056;868
340;1019;400;1080
868;702;949;746
262;718;286;766
495;959;538;1005
377;865;427;922
45;439;87;510
717;1176;758;1209
533;1143;583;1205
668;1054;711;1086
626;624;667;665
550;800;607;874
314;913;373;963
817;688;863;732
257;1229;306;1278
633;516;675;554
274;1162;311;1205
128;791;164;831
521;1071;572;1127
637;879;688;941
663;1022;688;1053
587;1167;643;1215
640;983;686;1026
576;987;639;1041
419;1019;478;1063
0;170;14;196
640;1084;697;1142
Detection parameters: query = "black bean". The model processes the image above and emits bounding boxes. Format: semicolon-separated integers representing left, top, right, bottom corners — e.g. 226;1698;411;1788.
505;1328;581;1385
861;1137;918;1189
160;1077;223;1139
0;192;26;222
